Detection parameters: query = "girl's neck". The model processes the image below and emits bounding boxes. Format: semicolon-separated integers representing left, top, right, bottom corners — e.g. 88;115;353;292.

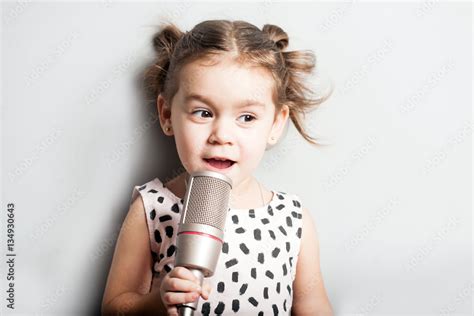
163;171;272;209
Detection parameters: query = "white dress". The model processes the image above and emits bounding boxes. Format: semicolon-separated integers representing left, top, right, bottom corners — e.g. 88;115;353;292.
131;177;304;315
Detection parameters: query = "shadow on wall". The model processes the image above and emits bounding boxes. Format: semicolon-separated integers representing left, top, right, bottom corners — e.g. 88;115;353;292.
85;56;183;315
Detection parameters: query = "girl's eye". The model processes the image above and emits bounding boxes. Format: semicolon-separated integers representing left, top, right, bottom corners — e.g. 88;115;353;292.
192;109;212;118
238;114;256;123
191;110;256;123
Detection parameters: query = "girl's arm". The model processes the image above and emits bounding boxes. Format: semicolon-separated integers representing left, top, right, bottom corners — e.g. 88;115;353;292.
101;196;167;315
291;207;333;316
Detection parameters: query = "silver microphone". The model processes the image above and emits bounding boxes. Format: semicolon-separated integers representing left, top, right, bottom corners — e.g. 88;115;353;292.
175;170;232;316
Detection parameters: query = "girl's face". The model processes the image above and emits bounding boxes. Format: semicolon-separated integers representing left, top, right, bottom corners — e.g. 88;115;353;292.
158;54;289;190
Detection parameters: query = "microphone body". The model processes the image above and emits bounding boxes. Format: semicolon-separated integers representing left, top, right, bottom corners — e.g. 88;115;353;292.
175;171;232;316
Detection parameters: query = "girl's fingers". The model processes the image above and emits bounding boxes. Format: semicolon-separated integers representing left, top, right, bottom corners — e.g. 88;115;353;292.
201;281;212;300
162;291;200;305
164;276;202;293
169;267;200;284
167;306;178;316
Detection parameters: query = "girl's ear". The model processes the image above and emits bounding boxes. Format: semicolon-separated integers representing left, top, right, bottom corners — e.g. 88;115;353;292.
268;104;290;145
157;94;174;136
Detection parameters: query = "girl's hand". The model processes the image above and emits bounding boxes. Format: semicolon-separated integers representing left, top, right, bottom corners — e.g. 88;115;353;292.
160;266;212;316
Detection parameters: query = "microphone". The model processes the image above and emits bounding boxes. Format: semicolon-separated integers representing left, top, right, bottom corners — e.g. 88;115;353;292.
175;170;233;316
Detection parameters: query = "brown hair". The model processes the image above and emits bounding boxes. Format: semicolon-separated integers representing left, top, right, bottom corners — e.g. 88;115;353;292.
143;20;332;145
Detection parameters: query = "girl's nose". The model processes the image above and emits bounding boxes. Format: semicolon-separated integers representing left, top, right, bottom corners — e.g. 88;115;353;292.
208;119;234;145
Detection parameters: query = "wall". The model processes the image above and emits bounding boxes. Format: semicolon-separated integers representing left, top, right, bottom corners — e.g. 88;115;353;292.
1;2;471;315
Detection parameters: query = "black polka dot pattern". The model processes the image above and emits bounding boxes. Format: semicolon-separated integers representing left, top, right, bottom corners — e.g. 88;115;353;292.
214;302;225;314
166;245;176;257
133;178;304;314
222;242;229;254
272;304;279;314
272;247;280;258
159;214;172;222
225;258;238;268
202;302;210;314
236;227;246;234
232;299;239;312
171;203;179;213
154;230;162;243
251;268;257;279
232;215;239;224
164;226;173;238
248;297;258;306
240;243;249;254
217;282;225;293
239;283;248;295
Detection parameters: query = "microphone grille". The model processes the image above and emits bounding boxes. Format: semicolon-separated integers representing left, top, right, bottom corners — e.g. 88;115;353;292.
182;172;232;230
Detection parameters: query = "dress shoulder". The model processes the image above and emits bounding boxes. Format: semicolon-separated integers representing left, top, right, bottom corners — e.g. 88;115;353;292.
130;177;182;276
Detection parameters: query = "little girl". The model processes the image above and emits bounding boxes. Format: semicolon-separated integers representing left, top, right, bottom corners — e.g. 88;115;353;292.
102;20;333;315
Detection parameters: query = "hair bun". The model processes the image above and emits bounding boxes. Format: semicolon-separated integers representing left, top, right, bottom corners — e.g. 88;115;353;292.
262;24;289;50
152;24;183;56
143;24;184;101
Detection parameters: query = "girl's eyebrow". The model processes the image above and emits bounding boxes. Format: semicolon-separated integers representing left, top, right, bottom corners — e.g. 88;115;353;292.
184;93;266;109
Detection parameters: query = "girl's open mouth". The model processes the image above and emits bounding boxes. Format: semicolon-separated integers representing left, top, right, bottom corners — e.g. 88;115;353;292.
203;158;236;170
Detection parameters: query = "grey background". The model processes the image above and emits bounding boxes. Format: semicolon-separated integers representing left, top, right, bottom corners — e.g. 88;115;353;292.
1;1;471;315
